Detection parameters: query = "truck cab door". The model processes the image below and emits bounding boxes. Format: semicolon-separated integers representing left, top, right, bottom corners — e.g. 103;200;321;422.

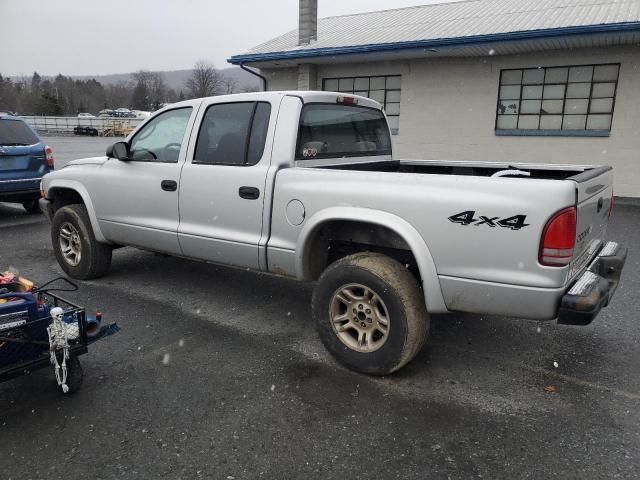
91;106;197;254
178;99;274;269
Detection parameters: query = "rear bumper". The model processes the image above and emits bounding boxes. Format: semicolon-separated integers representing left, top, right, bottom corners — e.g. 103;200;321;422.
0;177;42;201
0;189;41;203
558;242;627;326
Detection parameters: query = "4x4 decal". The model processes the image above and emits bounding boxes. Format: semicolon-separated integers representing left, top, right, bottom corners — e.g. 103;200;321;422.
448;211;530;230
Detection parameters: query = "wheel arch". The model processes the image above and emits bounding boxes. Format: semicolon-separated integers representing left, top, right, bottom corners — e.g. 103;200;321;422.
295;207;448;313
46;180;108;243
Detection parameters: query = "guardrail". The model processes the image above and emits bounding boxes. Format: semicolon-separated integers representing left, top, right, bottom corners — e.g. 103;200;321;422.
19;116;145;137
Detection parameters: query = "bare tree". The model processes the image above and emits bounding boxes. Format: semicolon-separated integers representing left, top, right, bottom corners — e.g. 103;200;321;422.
106;81;132;109
186;60;222;98
240;84;261;93
149;72;167;109
220;76;239;95
131;70;167;110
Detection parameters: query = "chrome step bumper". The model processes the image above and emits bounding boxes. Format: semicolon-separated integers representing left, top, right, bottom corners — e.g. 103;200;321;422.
558;241;627;326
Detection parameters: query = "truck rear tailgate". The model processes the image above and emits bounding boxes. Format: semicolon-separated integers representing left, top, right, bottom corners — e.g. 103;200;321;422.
568;166;614;279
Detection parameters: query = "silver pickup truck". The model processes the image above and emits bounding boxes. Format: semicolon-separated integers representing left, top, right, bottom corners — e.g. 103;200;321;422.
40;91;627;375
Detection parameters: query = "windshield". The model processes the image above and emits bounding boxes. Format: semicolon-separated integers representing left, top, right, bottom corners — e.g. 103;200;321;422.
296;104;391;161
0;119;39;146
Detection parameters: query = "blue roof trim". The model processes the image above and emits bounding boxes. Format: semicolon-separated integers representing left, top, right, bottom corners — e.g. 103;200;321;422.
228;21;640;64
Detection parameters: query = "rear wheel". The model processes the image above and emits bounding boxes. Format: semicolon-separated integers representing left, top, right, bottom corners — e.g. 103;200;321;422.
22;199;41;214
312;252;429;376
51;204;112;279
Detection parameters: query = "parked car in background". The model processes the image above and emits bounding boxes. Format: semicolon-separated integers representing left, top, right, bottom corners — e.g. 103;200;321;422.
130;110;151;119
114;111;136;118
0;115;54;213
99;110;136;119
77;112;95;118
73;126;99;136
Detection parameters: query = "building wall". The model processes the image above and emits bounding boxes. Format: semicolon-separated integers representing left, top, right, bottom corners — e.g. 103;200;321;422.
263;67;299;91
261;46;640;197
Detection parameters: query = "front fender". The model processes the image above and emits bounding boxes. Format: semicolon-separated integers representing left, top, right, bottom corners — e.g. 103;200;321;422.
295;207;448;314
44;178;108;244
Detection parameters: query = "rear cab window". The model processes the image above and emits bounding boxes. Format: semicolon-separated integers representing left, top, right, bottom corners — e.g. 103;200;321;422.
296;104;391;161
193;102;272;166
0;119;40;146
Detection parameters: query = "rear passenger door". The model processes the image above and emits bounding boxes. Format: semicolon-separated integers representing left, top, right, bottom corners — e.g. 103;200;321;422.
178;100;273;269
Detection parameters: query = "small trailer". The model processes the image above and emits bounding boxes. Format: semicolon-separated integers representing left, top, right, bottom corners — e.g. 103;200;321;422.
0;275;119;393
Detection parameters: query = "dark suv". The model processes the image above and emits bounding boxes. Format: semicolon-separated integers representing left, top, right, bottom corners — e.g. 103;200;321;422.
0;116;53;213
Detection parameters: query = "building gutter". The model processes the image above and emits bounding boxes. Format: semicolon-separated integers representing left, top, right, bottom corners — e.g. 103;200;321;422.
239;63;268;91
228;21;640;64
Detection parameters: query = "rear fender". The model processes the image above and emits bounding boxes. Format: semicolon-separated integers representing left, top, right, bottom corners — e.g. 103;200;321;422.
296;207;448;313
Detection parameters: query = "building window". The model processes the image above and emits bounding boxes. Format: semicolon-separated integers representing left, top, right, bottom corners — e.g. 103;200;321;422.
495;64;619;136
322;75;401;134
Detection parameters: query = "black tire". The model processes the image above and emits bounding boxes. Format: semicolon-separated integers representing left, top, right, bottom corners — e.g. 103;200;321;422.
22;199;41;214
312;252;430;376
51;204;112;280
63;356;84;394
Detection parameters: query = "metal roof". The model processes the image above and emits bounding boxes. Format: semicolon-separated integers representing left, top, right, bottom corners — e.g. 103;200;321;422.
228;0;640;65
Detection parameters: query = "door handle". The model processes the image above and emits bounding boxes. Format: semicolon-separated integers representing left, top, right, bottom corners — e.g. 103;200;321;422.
239;186;260;200
161;180;177;192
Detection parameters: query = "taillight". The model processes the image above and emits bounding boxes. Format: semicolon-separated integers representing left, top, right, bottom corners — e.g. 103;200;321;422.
608;191;614;221
539;206;577;266
45;145;54;167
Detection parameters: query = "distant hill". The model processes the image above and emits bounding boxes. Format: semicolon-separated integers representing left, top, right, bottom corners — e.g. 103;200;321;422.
73;67;261;92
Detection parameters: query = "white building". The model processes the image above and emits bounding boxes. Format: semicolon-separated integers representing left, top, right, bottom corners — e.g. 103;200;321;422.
229;0;640;197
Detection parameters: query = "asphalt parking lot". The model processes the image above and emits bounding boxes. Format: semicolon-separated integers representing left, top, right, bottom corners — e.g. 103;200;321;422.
1;137;639;479
46;135;120;169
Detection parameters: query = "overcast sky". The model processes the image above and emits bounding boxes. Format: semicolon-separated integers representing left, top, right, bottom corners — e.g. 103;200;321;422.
0;0;462;77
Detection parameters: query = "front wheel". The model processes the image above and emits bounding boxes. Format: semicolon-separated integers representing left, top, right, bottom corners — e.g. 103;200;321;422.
51;204;112;280
312;252;430;376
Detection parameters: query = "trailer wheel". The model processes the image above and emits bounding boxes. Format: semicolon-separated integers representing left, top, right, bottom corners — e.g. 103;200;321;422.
312;252;429;376
63;356;84;394
51;204;112;279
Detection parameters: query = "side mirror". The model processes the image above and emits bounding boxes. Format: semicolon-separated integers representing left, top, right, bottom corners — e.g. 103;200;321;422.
106;141;130;160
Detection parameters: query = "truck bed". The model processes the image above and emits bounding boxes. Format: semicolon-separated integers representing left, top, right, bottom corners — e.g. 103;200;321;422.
315;158;609;182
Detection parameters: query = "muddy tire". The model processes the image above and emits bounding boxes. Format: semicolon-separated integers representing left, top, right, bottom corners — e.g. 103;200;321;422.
312;252;429;376
51;204;112;280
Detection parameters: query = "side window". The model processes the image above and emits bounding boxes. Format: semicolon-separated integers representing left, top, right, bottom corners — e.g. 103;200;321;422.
247;103;271;165
194;102;271;166
129;107;192;163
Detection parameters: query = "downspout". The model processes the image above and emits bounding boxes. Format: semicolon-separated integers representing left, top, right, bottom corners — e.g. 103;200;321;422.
240;63;268;92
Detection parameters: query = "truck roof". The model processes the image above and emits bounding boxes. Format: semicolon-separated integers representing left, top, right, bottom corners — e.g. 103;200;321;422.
167;90;384;111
